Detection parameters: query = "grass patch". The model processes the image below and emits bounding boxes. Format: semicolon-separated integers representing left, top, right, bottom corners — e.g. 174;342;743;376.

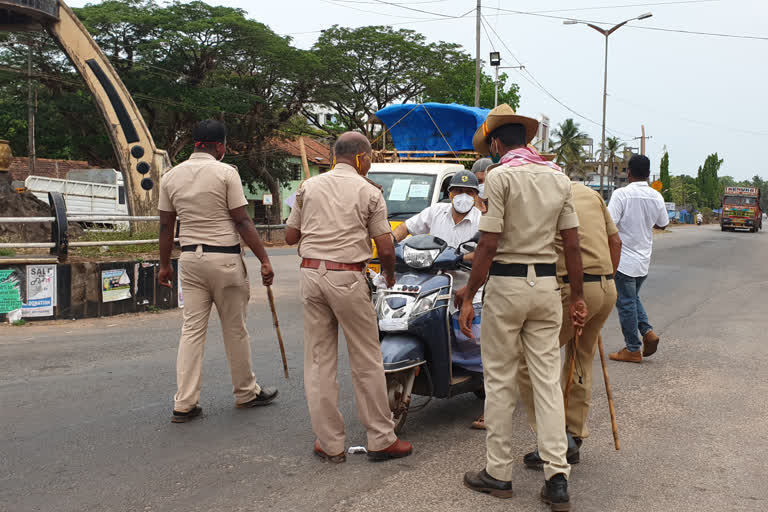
0;249;16;257
146;305;162;314
72;229;160;258
12;319;26;326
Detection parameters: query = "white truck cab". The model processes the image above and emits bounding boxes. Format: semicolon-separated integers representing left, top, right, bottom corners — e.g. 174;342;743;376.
367;162;467;223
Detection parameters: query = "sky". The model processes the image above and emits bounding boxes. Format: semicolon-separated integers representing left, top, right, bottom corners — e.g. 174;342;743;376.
69;0;768;180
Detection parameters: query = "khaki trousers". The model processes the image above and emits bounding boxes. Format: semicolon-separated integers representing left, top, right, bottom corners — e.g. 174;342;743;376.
301;265;396;455
518;277;617;439
174;250;261;412
481;269;570;481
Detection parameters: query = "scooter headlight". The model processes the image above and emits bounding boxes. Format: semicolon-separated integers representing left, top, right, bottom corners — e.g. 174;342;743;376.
403;246;440;269
411;290;439;317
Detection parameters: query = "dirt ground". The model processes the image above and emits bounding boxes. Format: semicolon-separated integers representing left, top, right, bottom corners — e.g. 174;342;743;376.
0;190;84;243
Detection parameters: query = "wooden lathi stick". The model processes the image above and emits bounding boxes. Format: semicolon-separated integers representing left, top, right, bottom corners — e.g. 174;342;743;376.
597;334;620;450
563;334;578;413
266;286;289;379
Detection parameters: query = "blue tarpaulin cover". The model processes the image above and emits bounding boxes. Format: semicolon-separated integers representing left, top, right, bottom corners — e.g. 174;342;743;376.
374;103;490;152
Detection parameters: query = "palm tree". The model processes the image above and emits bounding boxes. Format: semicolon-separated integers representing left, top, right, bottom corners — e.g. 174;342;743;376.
598;136;624;192
550;119;589;179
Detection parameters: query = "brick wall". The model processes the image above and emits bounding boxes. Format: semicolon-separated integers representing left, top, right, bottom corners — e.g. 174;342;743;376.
9;157;92;182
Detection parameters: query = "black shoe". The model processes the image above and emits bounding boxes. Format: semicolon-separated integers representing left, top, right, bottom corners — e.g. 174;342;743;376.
171;405;202;423
523;433;581;470
463;469;514;499
541;473;570;511
236;387;278;408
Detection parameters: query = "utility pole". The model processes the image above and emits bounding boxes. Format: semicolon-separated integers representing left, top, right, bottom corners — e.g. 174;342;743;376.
27;39;36;174
474;0;481;107
641;124;646;155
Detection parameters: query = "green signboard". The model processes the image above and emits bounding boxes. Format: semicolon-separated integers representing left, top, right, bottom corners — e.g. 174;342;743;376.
0;269;23;313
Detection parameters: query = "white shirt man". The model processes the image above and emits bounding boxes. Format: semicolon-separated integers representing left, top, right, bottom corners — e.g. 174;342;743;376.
404;201;481;249
606;155;669;363
608;181;669;278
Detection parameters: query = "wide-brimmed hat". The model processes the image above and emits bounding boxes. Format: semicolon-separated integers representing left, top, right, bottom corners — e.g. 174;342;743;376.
527;143;557;162
473;104;539;155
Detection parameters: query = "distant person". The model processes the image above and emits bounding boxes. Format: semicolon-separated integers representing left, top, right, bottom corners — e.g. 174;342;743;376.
285;131;412;463
697;212;703;225
472;157;493;213
157;119;278;423
607;154;669;363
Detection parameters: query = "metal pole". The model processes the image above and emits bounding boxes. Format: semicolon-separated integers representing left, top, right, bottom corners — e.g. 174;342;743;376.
599;33;609;199
474;0;481;107
27;40;36;175
494;66;499;108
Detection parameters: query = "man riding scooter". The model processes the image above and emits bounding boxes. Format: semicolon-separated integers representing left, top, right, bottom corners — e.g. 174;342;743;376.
393;171;486;429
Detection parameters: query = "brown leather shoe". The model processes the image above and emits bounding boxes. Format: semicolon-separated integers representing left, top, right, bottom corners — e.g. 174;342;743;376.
471;415;486;430
609;348;642;363
642;331;660;357
367;439;413;461
313;441;346;464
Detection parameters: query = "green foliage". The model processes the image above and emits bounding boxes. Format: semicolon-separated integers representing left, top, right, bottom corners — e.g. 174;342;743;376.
12;319;26;326
551;119;590;178
72;228;160;257
669;174;699;208
598;136;624;190
0;249;16;257
422;60;520;110
309;25;519;135
659;151;671;201
696;153;723;208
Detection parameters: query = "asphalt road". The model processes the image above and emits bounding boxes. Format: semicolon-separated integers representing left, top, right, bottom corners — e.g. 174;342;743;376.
1;225;766;512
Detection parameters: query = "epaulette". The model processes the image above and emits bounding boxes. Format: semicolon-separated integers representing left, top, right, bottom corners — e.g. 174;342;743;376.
363;176;384;192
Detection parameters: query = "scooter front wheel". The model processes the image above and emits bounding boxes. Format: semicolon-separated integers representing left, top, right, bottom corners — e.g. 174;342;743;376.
386;368;417;434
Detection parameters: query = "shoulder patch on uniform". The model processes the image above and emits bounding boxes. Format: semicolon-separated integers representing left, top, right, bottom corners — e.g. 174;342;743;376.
363;176;384;192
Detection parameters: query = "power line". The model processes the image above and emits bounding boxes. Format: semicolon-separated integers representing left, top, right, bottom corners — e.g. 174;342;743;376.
528;0;720;14
368;0;458;18
320;0;431;20
483;5;768;41
479;16;630;138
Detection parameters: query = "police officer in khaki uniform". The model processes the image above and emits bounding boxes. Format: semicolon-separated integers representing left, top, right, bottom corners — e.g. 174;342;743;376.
455;105;586;511
285;132;413;463
158;119;278;423
518;182;622;468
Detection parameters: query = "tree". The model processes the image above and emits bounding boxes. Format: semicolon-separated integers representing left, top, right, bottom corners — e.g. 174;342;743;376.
598;136;624;192
696;153;723;208
659;150;672;201
669;174;699;209
1;0;320;222
308;25;515;136
551;118;589;178
422;59;520;110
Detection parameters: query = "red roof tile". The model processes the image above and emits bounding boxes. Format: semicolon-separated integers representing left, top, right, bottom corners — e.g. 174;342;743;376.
269;138;331;167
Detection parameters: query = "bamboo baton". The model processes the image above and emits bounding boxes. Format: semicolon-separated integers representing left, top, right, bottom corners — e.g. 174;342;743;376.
597;334;620;450
563;333;578;413
266;286;289;379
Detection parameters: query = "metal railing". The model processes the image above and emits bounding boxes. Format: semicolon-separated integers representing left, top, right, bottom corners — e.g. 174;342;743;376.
0;192;287;260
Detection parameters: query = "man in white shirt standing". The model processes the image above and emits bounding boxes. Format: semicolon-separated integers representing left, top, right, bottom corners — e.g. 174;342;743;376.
607;155;669;363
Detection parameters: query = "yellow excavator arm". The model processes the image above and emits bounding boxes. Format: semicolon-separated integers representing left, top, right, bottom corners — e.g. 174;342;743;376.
1;0;170;217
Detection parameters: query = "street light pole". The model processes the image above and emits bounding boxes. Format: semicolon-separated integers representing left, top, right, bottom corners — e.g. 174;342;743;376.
475;0;481;107
564;12;652;199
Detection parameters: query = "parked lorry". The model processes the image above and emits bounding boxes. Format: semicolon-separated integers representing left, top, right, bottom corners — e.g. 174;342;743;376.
25;169;129;229
721;187;762;232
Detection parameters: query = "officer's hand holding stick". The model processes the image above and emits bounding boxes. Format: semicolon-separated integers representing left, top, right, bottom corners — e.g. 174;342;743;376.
266;286;289;379
597;334;620;450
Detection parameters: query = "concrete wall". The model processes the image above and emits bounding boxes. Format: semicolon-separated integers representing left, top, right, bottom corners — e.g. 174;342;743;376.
0;259;180;322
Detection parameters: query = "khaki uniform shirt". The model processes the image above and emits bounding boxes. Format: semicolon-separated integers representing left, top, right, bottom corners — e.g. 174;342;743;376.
555;183;618;276
478;162;579;264
286;163;390;263
158;152;247;247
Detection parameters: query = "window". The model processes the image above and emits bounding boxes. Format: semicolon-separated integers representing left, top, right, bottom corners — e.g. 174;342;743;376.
290;164;303;181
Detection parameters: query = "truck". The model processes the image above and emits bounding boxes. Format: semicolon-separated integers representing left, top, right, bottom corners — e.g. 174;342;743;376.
721;187;762;232
25;169;129;230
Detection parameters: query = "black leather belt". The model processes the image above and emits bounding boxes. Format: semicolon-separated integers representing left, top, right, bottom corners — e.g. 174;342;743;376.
181;244;241;254
561;273;614;283
489;262;556;277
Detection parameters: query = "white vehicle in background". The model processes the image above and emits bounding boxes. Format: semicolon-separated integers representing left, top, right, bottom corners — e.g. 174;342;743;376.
25;169;129;230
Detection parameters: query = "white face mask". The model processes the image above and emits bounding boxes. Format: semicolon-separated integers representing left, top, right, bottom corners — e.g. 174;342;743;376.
452;193;474;214
477;183;485;198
